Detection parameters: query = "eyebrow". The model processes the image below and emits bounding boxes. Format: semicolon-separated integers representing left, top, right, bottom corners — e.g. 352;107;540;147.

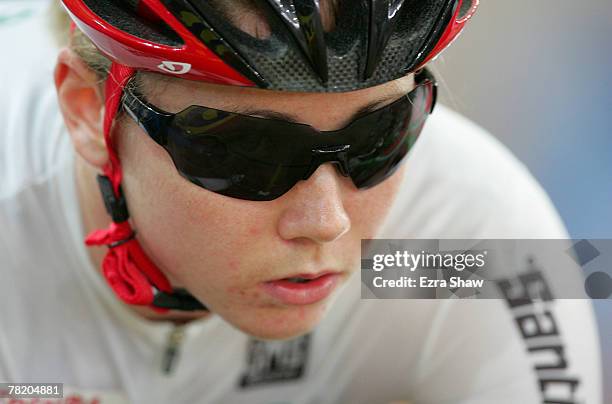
232;93;403;127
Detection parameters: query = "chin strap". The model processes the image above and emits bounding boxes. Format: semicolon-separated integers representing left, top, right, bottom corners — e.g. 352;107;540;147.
84;62;207;313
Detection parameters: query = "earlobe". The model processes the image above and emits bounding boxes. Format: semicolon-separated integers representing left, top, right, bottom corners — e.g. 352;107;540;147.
54;47;109;169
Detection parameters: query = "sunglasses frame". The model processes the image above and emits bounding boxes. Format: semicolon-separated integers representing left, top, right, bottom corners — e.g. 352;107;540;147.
121;68;437;201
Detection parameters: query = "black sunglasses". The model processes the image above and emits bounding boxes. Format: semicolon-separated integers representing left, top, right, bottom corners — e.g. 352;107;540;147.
121;69;437;201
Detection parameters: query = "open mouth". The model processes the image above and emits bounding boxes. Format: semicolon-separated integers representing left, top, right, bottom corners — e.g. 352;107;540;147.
261;272;342;305
284;277;313;284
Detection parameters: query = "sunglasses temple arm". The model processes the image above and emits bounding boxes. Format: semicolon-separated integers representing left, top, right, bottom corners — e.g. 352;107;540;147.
122;91;174;145
430;81;438;113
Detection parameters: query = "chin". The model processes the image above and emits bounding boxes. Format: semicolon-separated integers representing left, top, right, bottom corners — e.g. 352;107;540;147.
245;325;315;341
229;300;332;341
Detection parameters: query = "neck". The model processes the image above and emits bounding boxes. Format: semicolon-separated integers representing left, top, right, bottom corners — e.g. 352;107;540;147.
74;154;211;324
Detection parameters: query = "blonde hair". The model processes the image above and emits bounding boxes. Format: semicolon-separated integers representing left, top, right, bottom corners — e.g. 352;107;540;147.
48;1;112;81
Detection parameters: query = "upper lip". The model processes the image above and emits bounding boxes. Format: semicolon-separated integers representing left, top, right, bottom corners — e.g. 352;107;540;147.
269;270;341;281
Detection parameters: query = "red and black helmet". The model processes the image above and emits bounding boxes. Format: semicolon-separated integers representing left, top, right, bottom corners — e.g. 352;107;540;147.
62;0;478;92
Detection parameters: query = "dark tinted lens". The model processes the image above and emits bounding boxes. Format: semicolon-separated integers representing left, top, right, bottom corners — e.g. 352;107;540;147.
179;157;310;201
347;82;432;189
165;107;313;201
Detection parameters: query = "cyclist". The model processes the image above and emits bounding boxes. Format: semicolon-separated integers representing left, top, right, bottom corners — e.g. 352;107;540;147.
0;1;601;403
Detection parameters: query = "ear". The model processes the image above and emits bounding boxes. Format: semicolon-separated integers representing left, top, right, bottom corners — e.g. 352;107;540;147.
54;47;108;169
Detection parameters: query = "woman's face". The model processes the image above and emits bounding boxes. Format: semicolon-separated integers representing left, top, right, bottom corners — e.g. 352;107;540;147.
115;73;414;339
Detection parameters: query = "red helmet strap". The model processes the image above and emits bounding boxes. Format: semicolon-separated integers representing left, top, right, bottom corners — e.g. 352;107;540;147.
84;62;174;313
103;63;135;195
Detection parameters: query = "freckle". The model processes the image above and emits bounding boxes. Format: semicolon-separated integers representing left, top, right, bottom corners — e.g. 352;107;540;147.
228;259;239;273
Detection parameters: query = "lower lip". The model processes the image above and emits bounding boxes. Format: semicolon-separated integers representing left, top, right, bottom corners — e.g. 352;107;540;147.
261;273;341;306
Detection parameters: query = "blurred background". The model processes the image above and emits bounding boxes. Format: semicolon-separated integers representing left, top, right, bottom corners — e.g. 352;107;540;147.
433;0;612;239
1;0;610;400
430;1;611;400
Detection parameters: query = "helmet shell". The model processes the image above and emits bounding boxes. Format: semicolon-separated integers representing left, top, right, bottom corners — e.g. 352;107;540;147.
62;0;478;92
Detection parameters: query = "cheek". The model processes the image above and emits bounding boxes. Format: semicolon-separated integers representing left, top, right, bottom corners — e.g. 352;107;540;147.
345;164;407;238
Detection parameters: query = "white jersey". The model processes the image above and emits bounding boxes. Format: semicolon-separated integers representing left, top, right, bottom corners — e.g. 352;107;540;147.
0;8;602;404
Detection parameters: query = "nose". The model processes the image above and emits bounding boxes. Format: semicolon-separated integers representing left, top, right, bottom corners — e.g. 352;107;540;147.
277;163;351;245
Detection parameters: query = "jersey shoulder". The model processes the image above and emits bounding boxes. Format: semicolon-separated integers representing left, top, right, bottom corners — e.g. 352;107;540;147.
0;8;68;199
380;104;568;238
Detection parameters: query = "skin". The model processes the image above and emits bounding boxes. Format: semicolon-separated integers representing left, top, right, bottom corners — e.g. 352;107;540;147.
54;49;415;340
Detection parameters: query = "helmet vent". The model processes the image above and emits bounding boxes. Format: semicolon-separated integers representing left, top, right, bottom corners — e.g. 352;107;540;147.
457;0;473;20
82;0;184;47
